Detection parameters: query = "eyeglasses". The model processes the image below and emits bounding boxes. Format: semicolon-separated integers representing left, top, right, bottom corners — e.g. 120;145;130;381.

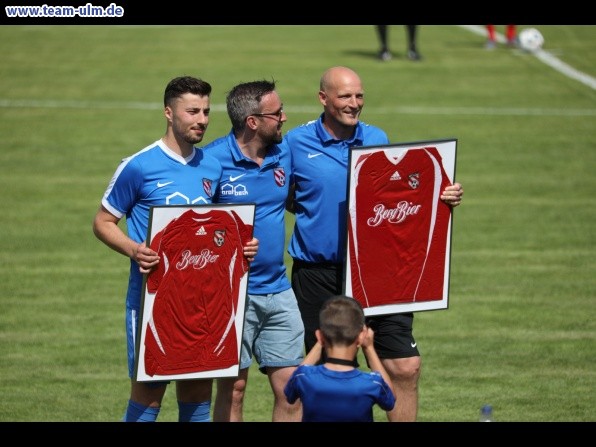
252;107;284;121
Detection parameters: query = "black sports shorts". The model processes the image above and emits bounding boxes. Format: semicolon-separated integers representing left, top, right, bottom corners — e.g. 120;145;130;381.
292;259;420;359
366;312;420;359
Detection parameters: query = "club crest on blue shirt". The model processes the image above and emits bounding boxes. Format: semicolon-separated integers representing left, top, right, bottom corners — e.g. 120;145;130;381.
214;230;225;247
274;167;286;187
203;178;213;197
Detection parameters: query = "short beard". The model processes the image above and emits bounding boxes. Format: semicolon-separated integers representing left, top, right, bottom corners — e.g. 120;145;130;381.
185;132;204;145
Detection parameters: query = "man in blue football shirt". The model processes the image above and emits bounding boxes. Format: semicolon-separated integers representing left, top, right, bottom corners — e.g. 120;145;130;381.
284;66;464;422
93;76;258;422
204;80;304;422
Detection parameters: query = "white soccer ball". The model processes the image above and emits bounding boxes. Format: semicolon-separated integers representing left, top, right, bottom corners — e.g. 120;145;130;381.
519;28;544;52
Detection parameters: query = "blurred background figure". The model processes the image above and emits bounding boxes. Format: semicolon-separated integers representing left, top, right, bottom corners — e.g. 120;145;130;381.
376;25;422;61
485;25;518;50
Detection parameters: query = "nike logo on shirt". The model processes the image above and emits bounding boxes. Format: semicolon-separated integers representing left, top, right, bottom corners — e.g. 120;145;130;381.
308;153;323;159
229;174;246;182
157;181;174;187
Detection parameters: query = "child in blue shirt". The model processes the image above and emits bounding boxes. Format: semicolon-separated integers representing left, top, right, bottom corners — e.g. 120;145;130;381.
284;296;396;422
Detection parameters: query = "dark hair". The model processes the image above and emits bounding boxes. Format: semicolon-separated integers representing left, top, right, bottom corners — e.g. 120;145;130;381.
319;295;365;347
226;79;276;131
164;76;212;107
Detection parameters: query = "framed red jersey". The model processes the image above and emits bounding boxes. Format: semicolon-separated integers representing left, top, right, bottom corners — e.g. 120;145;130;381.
134;203;255;382
344;139;457;316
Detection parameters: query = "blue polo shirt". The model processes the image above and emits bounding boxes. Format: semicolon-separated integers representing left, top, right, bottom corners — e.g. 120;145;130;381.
204;131;292;295
285;114;389;263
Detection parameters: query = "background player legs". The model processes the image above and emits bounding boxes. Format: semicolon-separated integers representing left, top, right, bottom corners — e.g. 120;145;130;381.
486;24;518;49
376;25;421;61
506;25;518;47
376;25;391;61
405;25;422;60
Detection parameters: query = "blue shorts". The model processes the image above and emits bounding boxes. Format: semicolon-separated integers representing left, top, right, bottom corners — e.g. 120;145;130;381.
126;306;168;387
240;288;305;373
125;305;139;378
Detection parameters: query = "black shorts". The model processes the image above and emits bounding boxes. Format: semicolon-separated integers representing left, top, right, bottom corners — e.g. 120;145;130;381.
292;259;420;359
291;260;343;353
366;312;420;359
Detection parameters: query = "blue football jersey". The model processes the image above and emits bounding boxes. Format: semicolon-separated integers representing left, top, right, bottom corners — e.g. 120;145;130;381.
101;139;222;310
284;364;395;422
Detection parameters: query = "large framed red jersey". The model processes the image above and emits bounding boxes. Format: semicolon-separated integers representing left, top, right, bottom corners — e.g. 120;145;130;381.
344;139;457;316
134;204;255;382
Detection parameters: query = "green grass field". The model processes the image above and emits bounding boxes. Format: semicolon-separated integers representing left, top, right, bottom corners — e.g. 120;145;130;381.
0;25;594;422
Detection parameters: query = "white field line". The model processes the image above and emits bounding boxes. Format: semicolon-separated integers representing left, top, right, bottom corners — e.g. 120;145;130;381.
458;25;596;91
0;99;594;116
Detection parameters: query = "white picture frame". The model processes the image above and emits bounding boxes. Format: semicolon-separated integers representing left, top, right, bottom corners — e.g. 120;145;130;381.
134;203;255;382
344;138;457;316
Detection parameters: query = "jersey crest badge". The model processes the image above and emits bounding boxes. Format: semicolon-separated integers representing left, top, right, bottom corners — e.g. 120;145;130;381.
274;167;286;187
408;172;420;189
214;230;225;247
203;178;213;198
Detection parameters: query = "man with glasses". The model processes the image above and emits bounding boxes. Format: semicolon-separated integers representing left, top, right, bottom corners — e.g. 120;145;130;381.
204;80;304;422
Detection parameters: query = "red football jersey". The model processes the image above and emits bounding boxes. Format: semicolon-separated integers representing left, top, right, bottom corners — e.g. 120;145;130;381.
348;147;452;308
144;208;251;376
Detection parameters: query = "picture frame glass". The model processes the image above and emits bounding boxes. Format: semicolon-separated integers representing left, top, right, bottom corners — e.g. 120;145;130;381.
344;139;457;316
